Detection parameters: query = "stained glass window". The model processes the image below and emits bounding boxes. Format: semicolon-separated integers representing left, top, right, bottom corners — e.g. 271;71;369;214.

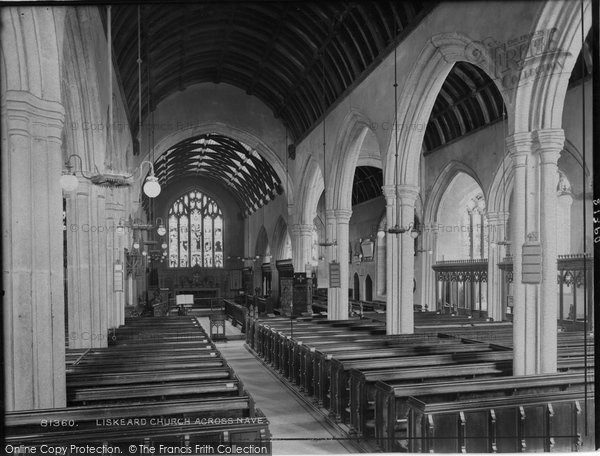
168;190;224;268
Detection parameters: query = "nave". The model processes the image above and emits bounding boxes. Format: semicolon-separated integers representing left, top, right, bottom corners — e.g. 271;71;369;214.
2;1;596;454
244;309;594;453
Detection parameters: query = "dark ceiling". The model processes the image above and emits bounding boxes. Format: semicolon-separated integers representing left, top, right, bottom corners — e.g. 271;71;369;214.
423;62;505;153
152;133;282;215
568;32;592;86
352;166;383;206
106;1;435;145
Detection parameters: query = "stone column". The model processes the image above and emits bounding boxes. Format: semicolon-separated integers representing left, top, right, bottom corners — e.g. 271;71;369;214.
94;186;108;343
417;228;436;311
66;180;92;349
325;209;352;320
385;184;419;334
486;211;508;321
507;132;533;375
383;185;397;331
290;223;313;273
66;181;110;348
2;91;66;410
106;194;126;329
375;233;386;297
114;198;126;327
534;129;563;373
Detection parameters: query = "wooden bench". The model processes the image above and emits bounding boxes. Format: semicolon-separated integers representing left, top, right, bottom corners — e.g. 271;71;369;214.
313;342;495;408
224;299;247;332
67;366;233;387
331;348;513;424
6;396;270;450
407;391;594;453
347;360;512;435
373;372;594;452
68;379;242;405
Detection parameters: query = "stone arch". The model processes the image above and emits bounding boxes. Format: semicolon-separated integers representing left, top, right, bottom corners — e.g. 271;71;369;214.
425;161;486;225
254;225;270;258
436;171;487;261
512;1;592;132
329;110;380;210
135;122;293;208
271;216;292;261
1;8;64;99
384;32;511;188
365;274;373;302
487;154;515;215
61;8;111;171
296;155;324;225
353;273;360;301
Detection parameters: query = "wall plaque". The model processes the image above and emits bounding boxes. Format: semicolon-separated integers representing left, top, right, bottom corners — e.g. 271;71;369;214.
329;262;341;288
522;241;542;284
113;261;124;292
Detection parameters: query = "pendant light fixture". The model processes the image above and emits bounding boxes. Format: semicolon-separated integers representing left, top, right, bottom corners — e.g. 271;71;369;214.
496;104;511;246
388;33;408;235
318;55;336;247
138;5;160;199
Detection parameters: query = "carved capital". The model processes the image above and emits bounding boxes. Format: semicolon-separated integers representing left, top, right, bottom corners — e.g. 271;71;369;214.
533;128;565;153
4;90;65;142
506;132;533;168
333;208;352;223
396;184;420;205
382;184;396;200
290;223;313;237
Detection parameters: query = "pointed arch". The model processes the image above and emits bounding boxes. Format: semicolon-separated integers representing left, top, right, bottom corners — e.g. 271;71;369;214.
296;154;324;225
329;110;380;210
271;216;292;261
135;122;294;209
254;225;270;257
385;32;511;189
425;161;485;224
512;0;592;132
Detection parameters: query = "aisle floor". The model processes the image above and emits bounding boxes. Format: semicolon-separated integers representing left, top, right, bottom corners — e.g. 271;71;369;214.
197;317;356;455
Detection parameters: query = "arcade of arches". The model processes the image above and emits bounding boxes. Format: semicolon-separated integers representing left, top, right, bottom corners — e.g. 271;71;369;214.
1;2;595;452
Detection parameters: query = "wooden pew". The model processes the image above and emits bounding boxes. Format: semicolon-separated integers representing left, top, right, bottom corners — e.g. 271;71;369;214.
6;396;270;450
373;372;593;452
332;348;513;425
67;366;231;387
347;360;512;435
69;379;242;405
313;342;496;408
407;391;594;453
224;299;248;331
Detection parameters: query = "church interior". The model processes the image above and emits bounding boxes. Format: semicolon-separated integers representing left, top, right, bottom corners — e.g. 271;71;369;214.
1;1;596;454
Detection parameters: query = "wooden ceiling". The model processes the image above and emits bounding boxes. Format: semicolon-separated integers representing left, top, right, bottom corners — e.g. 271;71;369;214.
153;133;282;215
424;62;505;153
106;1;435;145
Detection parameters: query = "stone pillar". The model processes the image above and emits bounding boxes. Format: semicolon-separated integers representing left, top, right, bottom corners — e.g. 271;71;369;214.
2;91;67;410
326;209;352;320
534;129;563;373
94;186;108;343
417;228;436;311
114;201;126;327
385;184;419;334
486;211;508;321
290;223;313;273
65;181;109;348
507;132;535;375
375;233;386;297
66;180;92;349
106;194;126;329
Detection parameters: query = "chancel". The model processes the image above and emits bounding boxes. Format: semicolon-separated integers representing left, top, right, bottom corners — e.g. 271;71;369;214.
2;1;596;454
